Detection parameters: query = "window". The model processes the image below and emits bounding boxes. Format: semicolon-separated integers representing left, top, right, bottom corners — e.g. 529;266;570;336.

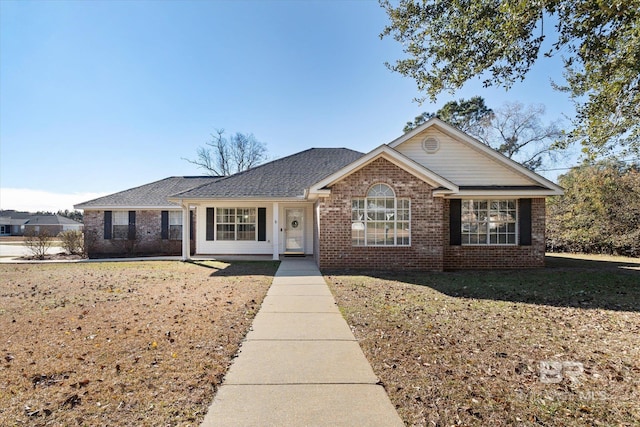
216;208;256;241
112;211;130;239
352;184;410;246
169;211;182;240
461;199;517;245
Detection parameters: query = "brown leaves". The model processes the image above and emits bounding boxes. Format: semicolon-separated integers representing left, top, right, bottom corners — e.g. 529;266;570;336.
0;261;277;426
327;271;640;426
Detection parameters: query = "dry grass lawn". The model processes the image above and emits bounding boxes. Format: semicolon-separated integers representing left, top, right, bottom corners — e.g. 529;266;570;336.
326;255;640;426
0;260;278;426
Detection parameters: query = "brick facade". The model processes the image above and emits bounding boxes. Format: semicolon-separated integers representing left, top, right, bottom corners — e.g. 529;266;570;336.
84;210;194;258
317;157;445;271
442;198;546;269
316;157;547;270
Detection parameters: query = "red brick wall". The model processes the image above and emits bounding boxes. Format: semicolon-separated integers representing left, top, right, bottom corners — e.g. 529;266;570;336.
317;157;445;271
442;198;546;269
84;210;194;258
316;157;547;270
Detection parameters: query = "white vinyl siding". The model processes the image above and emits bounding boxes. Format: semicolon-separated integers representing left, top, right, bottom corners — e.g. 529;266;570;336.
395;128;534;186
196;203;314;256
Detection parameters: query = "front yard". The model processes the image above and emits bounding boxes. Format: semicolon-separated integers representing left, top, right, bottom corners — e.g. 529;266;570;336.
326;254;640;426
0;260;278;426
2;255;638;426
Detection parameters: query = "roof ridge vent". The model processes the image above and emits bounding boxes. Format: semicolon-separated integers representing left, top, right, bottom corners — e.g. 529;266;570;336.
422;136;440;154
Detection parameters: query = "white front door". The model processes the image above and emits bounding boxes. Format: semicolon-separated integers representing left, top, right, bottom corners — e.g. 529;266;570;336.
284;208;304;253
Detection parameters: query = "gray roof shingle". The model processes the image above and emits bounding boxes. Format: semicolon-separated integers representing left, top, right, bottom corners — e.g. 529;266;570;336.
75;176;219;208
172;148;365;199
25;215;83;226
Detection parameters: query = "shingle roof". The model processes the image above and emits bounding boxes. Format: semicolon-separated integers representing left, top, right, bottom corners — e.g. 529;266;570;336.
25;215;83;226
75;176;219;208
0;217;29;226
172;148;365;199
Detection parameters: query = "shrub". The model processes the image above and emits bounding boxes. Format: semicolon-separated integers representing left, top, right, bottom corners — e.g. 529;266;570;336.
58;230;84;256
24;229;53;260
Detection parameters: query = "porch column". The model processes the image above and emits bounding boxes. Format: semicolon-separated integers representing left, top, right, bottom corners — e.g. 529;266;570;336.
272;202;279;260
181;203;190;261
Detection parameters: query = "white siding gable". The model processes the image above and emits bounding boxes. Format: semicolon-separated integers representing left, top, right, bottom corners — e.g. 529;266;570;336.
394;128;537;186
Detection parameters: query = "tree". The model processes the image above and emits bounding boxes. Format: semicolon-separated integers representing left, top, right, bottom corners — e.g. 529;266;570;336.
487;102;562;170
380;0;640;157
186;129;267;176
57;209;83;222
405;97;562;170
404;96;493;138
547;161;640;256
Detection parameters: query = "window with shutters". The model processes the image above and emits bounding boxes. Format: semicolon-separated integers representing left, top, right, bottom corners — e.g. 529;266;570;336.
169;211;182;240
461;199;517;245
216;208;256;241
112;211;130;239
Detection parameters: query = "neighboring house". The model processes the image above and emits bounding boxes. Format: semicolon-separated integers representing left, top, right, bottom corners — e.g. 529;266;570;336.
76;119;563;269
22;215;84;236
0;216;29;236
0;212;81;236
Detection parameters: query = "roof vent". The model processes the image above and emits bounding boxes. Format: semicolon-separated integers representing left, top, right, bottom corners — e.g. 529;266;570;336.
422;137;440;154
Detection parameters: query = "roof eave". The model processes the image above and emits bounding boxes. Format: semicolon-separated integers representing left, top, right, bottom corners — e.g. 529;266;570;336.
308;145;459;195
167;196;309;204
445;189;564;198
74;204;182;210
388;118;564;193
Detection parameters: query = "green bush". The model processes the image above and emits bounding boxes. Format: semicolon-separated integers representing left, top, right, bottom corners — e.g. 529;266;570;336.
547;161;640;257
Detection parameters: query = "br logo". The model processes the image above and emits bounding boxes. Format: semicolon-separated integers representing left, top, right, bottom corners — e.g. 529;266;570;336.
539;361;584;384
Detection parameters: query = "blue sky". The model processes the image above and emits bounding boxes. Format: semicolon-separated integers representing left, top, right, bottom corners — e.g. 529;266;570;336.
1;0;576;212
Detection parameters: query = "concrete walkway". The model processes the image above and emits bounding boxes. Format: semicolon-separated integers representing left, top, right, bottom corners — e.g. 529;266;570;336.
201;258;404;427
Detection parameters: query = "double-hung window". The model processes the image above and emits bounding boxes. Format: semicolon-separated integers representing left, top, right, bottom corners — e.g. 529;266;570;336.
352;184;410;246
461;199;517;245
216;208;256;241
112;211;130;239
168;211;182;240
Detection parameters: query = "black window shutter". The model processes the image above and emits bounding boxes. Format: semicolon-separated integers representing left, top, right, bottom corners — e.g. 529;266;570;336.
258;208;267;241
519;199;532;246
104;211;112;240
449;199;462;245
161;211;169;239
128;211;136;240
206;208;215;241
190;210;194;240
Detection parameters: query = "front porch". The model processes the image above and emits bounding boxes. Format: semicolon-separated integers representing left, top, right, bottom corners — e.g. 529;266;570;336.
179;201;316;262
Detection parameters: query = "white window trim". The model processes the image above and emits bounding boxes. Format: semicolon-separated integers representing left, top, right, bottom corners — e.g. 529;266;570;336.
352;184;411;247
461;199;519;246
168;210;182;240
215;207;257;241
112;211;129;240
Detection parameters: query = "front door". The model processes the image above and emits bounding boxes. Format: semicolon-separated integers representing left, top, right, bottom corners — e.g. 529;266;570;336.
284;208;304;254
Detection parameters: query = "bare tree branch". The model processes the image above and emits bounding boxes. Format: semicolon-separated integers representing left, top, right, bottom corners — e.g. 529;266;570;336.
184;129;267;176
